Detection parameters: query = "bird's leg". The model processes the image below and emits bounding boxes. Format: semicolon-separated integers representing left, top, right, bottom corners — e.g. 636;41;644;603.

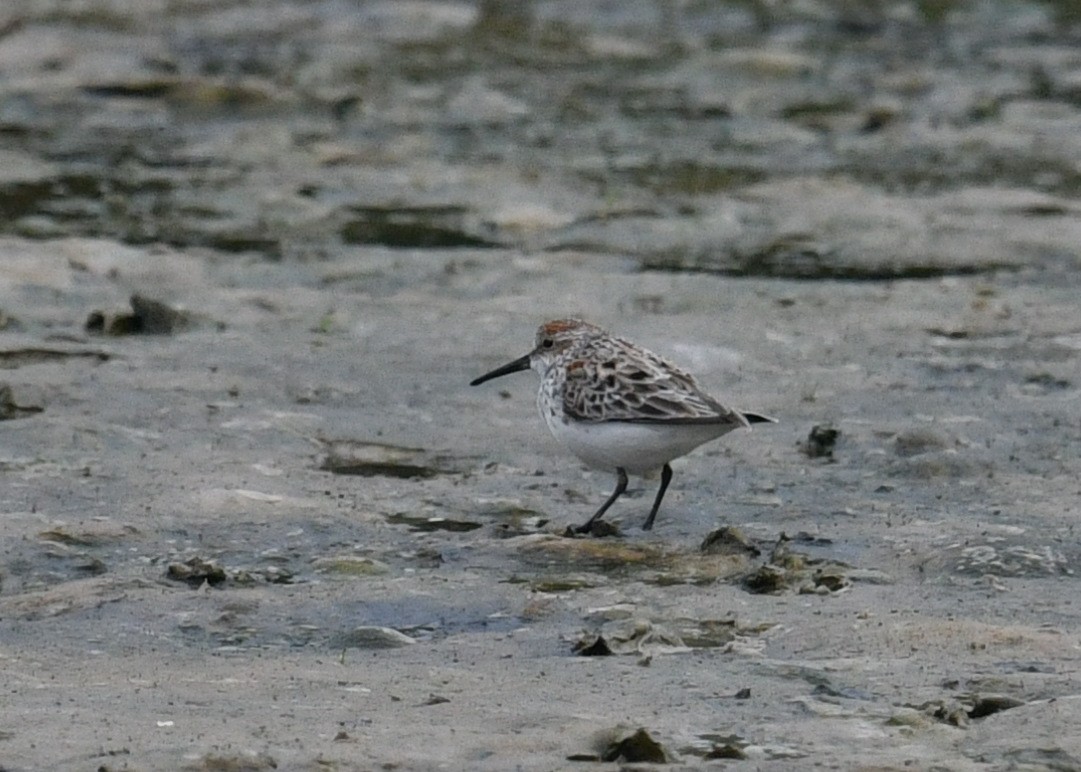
641;463;673;531
574;467;628;534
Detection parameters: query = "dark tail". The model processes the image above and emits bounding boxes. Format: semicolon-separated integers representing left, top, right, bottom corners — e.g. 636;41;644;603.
743;412;776;424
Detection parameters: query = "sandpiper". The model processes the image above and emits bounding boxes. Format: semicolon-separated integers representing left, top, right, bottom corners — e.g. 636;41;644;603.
470;319;773;533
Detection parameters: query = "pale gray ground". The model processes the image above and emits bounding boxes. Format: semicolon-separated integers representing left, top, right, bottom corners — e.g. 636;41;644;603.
2;1;1081;770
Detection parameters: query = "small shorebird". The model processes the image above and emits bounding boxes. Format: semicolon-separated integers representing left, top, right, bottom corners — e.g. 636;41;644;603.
470;319;774;534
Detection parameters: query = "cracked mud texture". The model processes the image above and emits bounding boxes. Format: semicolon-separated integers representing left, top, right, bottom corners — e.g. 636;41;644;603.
1;0;1081;770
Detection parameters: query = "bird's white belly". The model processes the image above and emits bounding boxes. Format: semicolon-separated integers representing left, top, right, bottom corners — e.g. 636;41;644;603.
543;416;737;474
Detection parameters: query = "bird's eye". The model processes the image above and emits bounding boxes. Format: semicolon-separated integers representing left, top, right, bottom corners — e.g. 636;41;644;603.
541;338;554;349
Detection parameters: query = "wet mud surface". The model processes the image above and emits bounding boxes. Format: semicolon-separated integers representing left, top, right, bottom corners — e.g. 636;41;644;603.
2;1;1081;769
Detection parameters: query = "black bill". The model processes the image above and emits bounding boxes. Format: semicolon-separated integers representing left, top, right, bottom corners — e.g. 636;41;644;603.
470;353;531;386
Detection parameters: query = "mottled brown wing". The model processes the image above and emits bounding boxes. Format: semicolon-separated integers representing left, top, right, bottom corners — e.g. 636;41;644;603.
561;338;749;427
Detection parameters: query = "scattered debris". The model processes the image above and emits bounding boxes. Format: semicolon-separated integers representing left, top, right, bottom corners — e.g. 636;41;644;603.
86;294;206;335
573;634;614;657
741;536;852;595
0;382;43;419
38;522;139;547
0;348;109;368
259;566;295;584
1022;372;1070;393
705;742;748;760
319;438;455;478
892;427;951;457
341;205;500;249
385;513;483;533
790;531;833;546
948;540;1073;578
72;557;107;576
165;557;292;587
529;576;601;592
166;557;228;587
601;728;668;764
312;556;390;576
676;618;741;649
481;502;549;537
700;525;760;557
801;424;839;458
409;548;446;568
518;533;762;587
518;536;666;573
1;576;130;620
187;751;278;771
967;694;1026;719
743;563;789;594
571;620;689;657
804;569;850;594
921;693;1026;726
331;626;417;650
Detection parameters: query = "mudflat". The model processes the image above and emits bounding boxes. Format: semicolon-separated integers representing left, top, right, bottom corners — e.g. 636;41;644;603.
2;2;1080;770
